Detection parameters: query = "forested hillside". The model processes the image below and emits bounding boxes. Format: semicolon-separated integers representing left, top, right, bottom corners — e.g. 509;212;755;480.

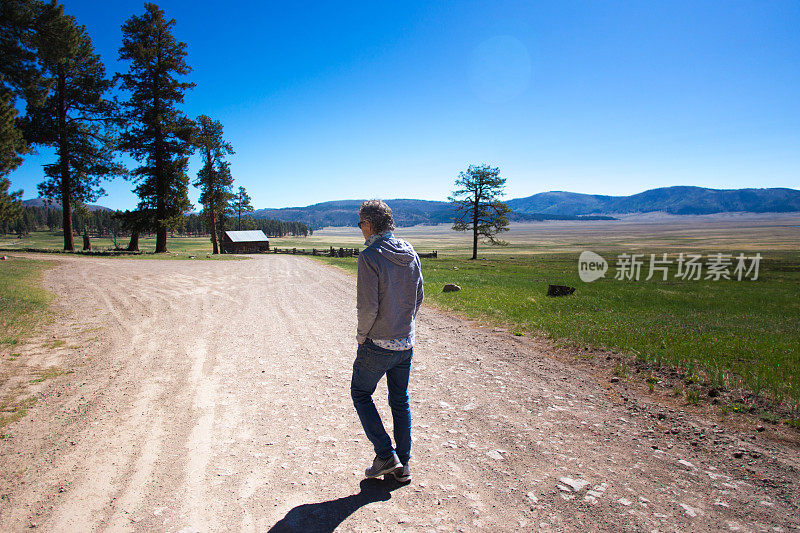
506;186;800;216
2;205;309;238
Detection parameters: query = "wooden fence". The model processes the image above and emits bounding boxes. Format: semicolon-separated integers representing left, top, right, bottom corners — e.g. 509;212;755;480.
271;247;438;259
271;247;360;257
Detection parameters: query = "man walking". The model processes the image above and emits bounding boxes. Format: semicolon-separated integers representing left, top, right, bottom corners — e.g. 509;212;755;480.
351;200;424;482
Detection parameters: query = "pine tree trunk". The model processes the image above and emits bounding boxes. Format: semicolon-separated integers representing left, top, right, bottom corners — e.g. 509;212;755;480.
154;91;167;253
155;189;167;253
57;66;74;252
61;182;73;252
471;195;478;260
217;213;225;254
127;230;139;251
210;199;219;254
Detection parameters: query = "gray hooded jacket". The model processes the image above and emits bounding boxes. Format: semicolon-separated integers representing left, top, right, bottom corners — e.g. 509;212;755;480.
356;234;424;345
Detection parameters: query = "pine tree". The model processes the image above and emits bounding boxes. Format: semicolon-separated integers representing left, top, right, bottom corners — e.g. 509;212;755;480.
193;115;234;254
117;3;195;253
449;164;510;260
0;0;44;175
0;177;23;226
232;186;253;231
23;2;123;251
0;92;29;177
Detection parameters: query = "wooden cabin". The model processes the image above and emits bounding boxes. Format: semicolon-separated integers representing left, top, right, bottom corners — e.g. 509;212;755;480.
221;230;270;253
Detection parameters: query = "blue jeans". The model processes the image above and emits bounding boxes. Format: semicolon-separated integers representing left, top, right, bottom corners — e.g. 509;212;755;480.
350;339;413;464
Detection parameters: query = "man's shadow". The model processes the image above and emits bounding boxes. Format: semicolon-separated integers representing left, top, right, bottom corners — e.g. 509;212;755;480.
269;476;407;533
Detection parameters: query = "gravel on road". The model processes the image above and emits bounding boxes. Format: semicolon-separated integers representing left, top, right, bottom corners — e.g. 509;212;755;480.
0;254;798;532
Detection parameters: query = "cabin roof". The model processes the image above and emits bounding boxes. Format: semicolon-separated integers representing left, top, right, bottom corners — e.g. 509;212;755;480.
224;230;269;242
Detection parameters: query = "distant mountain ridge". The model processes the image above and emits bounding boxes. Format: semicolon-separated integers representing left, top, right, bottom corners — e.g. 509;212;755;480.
23;198;112;211
23;186;799;229
506;186;800;216
255;187;798;228
252;199;613;228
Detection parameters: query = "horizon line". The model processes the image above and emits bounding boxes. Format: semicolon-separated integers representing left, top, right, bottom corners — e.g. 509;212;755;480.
20;184;800;212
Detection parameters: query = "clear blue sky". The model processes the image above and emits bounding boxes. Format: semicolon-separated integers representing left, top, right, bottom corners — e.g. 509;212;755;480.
8;0;800;210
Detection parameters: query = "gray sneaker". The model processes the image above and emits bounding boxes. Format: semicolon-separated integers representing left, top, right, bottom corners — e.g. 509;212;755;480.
365;453;401;478
392;462;411;483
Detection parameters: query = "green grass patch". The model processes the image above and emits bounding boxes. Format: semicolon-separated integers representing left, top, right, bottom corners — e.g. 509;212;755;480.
314;256;358;275
0;396;37;429
613;362;629;379
685;390;701;406
759;410;780;424
28;366;69;384
0;256;56;350
720;402;748;413
44;338;66;349
312;250;800;413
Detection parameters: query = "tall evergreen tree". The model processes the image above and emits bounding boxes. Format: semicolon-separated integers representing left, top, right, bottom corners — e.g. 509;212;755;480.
0;92;28;177
23;2;123;251
232;186;253;231
0;177;23;225
0;0;45;175
193;115;234;254
449;164;510;260
117;3;195;253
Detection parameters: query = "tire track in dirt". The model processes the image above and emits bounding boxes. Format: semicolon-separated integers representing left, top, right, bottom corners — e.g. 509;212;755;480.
182;335;217;529
45;259;207;530
11;257;222;530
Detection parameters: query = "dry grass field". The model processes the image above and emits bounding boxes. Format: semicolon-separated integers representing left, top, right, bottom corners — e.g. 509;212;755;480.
276;212;800;255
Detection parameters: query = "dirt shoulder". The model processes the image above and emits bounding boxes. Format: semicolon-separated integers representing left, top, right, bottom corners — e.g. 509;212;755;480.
0;254;797;532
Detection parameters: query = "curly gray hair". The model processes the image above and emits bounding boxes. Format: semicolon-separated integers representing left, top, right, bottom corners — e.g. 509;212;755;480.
358;199;395;234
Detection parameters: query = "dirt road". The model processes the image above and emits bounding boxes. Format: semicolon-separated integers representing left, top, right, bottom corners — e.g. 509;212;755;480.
0;255;798;532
